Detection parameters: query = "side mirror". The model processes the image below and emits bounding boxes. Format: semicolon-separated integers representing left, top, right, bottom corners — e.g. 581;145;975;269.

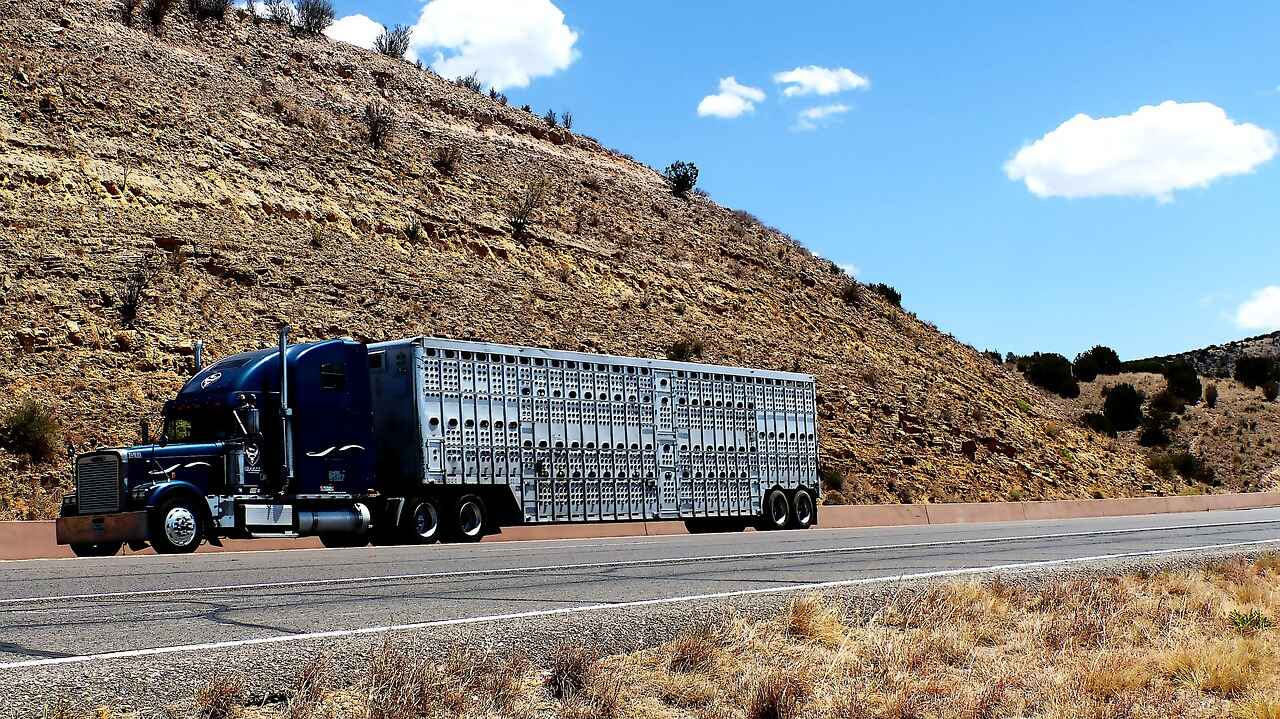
158;434;169;447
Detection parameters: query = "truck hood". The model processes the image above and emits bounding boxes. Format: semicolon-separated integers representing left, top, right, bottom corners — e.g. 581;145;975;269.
124;442;226;487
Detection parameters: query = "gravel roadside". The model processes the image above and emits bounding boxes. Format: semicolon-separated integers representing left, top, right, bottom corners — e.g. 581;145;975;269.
5;546;1274;718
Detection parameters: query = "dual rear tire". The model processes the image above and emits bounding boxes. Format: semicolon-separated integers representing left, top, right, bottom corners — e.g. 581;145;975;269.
755;488;816;531
396;494;487;545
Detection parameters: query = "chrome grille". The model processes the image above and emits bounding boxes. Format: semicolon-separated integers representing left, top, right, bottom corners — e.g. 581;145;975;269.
75;454;122;515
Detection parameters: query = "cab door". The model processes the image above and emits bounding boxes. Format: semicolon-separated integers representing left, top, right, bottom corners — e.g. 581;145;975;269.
292;342;375;495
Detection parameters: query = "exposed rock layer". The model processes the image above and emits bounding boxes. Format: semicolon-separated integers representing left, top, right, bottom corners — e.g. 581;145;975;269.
0;0;1175;518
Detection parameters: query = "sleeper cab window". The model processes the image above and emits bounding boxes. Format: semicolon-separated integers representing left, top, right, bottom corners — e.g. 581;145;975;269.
320;362;346;391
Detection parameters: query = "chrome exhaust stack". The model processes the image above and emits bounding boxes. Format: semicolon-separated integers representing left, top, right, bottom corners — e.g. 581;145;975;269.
279;325;295;492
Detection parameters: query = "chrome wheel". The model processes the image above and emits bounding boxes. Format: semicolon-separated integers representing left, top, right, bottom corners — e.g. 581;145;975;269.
457;499;483;538
450;494;487;542
757;489;791;531
164;506;198;548
792;490;815;529
413;501;440;541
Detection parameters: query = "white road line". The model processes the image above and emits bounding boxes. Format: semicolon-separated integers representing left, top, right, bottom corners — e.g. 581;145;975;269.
3;537;1276;670
3;518;1277;605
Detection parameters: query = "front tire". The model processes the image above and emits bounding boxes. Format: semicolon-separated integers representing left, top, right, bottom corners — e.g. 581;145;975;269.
756;489;790;531
149;497;205;554
448;494;487;543
69;541;123;558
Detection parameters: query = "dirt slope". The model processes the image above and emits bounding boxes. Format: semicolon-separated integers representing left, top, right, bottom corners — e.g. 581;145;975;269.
0;0;1176;518
1074;373;1280;493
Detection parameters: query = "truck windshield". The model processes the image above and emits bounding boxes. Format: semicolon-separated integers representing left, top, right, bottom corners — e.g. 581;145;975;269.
164;409;238;443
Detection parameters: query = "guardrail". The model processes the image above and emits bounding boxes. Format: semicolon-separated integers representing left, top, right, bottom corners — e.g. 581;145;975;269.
2;491;1277;560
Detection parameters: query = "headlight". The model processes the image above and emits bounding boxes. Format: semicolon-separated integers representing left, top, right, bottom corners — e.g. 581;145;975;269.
61;493;77;509
130;483;154;501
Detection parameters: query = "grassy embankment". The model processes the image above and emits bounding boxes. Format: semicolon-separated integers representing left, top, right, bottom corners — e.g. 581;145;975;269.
48;556;1280;719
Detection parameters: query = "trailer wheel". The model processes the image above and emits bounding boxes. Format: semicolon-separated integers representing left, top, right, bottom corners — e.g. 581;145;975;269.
69;541;123;558
448;494;487;542
790;489;816;529
757;489;790;531
149;497;205;554
402;498;443;544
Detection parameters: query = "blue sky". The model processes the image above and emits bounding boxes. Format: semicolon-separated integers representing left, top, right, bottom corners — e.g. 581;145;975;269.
325;1;1280;360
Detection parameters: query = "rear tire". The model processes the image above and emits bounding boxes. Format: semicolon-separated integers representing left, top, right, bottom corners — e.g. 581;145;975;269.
149;497;205;554
756;489;790;531
448;494;487;543
69;541;123;558
402;497;443;544
790;489;816;529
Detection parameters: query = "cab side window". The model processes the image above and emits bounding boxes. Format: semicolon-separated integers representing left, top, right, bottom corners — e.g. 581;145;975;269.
320;362;345;391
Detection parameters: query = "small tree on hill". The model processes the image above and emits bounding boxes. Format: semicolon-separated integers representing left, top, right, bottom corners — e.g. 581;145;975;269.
1139;407;1178;447
508;178;549;241
664;161;699;198
1088;346;1122;375
1103;383;1143;431
374;24;412;59
1205;383;1219;408
1022;353;1080;399
1073;351;1100;382
294;0;334;34
263;0;292;24
869;283;902;308
363;101;393;150
1266;381;1280;402
2;399;62;464
1234;356;1279;389
188;0;231;21
1163;360;1201;405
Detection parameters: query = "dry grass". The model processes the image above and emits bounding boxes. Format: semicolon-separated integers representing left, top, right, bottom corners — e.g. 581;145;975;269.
71;555;1280;719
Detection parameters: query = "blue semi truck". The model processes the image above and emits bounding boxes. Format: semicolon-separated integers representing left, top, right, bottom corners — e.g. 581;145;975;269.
56;328;821;556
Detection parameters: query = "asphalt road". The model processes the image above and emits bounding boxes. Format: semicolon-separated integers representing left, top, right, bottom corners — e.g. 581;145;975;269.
2;508;1279;669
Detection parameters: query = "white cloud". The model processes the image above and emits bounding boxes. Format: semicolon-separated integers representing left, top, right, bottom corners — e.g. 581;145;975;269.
773;66;869;97
1236;286;1280;331
408;0;578;90
1005;101;1278;202
793;103;850;131
325;14;385;50
697;76;766;119
839;263;860;277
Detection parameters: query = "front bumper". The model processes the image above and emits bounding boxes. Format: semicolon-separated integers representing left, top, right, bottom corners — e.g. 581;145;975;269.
55;512;148;546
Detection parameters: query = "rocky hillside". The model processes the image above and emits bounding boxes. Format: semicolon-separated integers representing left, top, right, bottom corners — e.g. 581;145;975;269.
1074;373;1280;494
0;0;1183;519
1130;331;1280;378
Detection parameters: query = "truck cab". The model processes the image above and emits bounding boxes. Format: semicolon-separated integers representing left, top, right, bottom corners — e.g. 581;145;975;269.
56;336;376;556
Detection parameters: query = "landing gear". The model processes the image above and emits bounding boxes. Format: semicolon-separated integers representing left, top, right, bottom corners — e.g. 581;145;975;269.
149;497;205;554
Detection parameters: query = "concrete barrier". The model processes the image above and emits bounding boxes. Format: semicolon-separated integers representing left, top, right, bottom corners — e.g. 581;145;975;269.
4;491;1278;561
